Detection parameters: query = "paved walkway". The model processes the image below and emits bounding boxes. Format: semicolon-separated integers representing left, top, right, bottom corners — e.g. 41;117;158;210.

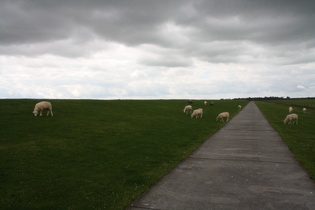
128;101;315;210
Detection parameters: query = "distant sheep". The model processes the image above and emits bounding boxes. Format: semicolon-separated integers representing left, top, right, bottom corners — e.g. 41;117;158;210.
289;106;293;113
33;101;53;116
183;105;192;114
283;113;298;125
238;105;242;110
303;108;307;113
216;112;229;122
204;101;207;106
191;108;203;119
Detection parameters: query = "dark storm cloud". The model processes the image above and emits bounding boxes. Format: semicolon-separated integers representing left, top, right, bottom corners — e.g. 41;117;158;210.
2;0;315;47
0;0;176;45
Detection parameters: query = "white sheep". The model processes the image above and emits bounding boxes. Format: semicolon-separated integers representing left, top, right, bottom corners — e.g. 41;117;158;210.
183;105;192;114
238;105;242;110
303;108;307;113
283;113;298;125
216;112;229;122
204;101;207;106
33;101;53;116
289;106;293;113
191;108;203;119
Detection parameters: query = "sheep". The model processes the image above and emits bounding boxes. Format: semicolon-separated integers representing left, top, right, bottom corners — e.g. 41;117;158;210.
283;113;298;125
191;108;203;119
238;105;242;110
33;101;53;116
303;108;307;113
289;106;293;113
216;112;229;122
183;105;192;114
204;101;207;106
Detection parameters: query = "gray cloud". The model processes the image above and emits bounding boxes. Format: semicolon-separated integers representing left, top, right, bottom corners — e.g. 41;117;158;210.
1;0;315;99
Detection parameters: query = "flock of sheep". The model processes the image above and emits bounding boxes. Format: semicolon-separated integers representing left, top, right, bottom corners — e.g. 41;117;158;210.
283;106;307;125
183;101;307;126
183;101;238;122
32;101;306;126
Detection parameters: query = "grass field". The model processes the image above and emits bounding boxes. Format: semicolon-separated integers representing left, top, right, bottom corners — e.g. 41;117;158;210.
262;99;315;108
255;99;315;181
0;99;248;209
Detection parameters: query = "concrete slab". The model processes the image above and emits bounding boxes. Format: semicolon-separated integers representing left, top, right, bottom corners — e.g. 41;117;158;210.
128;102;315;210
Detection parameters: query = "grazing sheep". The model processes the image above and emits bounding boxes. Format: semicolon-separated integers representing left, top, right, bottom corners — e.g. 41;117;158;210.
283;113;298;125
303;108;307;113
216;112;229;122
183;105;192;114
238;105;242;110
204;101;207;106
289;106;293;113
191;108;203;119
33;101;53;116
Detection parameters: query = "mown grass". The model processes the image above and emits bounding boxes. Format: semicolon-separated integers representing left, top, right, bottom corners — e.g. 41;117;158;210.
255;100;315;181
266;99;315;108
0;99;248;209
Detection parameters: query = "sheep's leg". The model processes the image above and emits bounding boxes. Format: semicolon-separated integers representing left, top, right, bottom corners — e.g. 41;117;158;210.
47;110;54;116
40;110;43;116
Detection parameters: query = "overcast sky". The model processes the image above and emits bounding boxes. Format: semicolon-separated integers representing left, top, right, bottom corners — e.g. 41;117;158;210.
1;0;315;99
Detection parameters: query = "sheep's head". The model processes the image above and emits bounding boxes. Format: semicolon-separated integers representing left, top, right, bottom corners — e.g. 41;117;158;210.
33;110;38;116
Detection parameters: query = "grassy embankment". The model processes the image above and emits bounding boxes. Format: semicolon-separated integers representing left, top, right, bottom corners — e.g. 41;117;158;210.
0;99;248;209
256;99;315;181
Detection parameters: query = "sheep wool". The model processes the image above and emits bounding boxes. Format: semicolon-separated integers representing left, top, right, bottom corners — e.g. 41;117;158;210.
283;113;298;125
191;108;203;119
183;105;192;114
216;112;230;122
33;101;53;117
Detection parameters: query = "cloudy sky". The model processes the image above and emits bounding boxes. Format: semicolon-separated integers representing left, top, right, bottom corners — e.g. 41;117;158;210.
1;0;315;99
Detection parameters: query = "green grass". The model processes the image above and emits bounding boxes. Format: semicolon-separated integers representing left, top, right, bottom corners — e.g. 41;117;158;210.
263;99;315;108
0;99;248;209
255;100;315;181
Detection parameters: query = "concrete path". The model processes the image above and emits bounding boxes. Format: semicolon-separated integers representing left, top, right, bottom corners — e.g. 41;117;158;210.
128;101;315;210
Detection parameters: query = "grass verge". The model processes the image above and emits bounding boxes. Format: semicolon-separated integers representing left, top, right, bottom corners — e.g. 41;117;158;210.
255;100;315;182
